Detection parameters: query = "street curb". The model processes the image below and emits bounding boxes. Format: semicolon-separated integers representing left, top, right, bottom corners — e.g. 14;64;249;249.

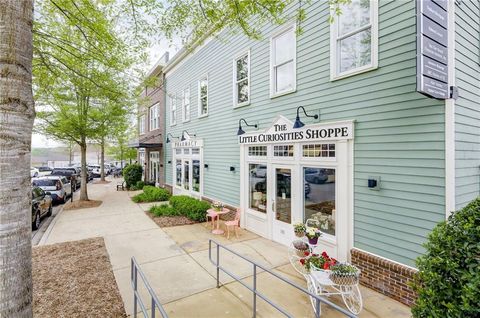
38;204;65;246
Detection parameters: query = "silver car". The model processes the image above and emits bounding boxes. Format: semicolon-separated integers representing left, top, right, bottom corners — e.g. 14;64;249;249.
32;176;72;204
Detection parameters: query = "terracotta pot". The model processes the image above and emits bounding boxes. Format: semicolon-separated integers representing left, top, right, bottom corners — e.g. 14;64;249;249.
294;231;305;238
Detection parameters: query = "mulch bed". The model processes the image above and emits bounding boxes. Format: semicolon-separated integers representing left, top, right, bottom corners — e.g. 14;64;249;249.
32;237;126;317
145;212;197;227
63;200;102;210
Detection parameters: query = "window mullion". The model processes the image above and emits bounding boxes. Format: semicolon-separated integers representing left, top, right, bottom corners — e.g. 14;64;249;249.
336;23;372;41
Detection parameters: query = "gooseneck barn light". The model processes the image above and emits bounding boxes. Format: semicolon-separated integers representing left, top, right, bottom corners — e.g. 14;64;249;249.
180;130;196;141
237;118;258;136
166;133;178;143
293;106;319;129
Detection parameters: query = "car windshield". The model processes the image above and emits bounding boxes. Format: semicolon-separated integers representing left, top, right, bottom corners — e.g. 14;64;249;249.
52;170;73;175
32;179;57;187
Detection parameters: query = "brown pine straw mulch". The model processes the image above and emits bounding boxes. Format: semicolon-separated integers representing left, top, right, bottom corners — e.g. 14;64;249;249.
145;212;197;227
63;200;102;210
33;237;126;318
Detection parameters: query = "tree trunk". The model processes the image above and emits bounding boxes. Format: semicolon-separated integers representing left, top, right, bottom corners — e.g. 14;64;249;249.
100;138;105;181
0;1;34;316
79;141;89;201
120;148;124;169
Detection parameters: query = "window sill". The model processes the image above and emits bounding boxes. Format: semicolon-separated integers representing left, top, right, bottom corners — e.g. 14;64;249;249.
270;88;296;99
182;119;191;123
330;64;378;81
233;101;250;109
170;123;176;127
198;114;208;119
149;128;159;132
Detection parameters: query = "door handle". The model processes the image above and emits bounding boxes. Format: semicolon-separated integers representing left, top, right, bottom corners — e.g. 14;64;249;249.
272;200;275;211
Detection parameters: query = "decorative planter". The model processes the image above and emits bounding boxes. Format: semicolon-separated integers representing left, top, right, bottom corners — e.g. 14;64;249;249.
308;237;319;245
329;271;360;286
294;231;305;238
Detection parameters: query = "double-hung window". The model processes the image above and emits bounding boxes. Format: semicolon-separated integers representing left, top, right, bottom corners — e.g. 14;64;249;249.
330;0;378;79
198;77;208;117
170;94;176;126
139;115;145;135
149;104;159;131
233;51;250;106
270;25;296;97
182;87;190;122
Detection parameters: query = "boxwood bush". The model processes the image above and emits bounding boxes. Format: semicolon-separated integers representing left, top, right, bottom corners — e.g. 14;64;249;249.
123;164;143;188
132;186;171;203
150;204;179;217
412;197;480;317
169;195;210;221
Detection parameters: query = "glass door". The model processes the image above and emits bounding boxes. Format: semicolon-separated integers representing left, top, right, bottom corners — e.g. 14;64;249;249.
149;152;159;184
271;165;294;245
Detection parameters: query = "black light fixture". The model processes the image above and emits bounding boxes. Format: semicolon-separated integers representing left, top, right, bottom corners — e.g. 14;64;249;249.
180;130;195;141
237;118;258;136
166;133;178;143
293;106;319;129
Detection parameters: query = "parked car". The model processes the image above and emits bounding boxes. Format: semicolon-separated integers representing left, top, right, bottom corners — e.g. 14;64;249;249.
304;182;311;197
51;168;81;190
30;167;39;178
251;165;267;178
88;164;101;178
36;166;53;176
32;176;72;204
31;186;53;230
304;168;328;184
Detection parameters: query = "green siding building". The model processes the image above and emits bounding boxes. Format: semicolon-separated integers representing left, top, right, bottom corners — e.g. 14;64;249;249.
157;0;479;305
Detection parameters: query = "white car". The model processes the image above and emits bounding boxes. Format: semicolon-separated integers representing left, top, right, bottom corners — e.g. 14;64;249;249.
32;176;72;204
88;164;101;178
30;167;39;178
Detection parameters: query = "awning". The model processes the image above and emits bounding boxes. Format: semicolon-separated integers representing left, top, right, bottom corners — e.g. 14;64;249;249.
128;140;163;149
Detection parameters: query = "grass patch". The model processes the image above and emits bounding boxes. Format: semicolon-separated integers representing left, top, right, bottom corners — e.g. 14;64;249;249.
132;186;171;203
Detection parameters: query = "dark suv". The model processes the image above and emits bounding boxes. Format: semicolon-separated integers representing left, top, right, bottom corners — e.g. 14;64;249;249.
51;168;81;190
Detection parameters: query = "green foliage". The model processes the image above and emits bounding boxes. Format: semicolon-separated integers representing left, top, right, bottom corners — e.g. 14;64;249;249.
149;204;179;217
412;198;480;318
123;164;143;188
132;186;170;203
169;195;211;222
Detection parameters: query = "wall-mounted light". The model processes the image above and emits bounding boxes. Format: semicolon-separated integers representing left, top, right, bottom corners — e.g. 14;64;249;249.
166;133;178;143
167;160;172;164
204;164;209;169
293;106;319;129
368;176;381;191
181;130;196;141
230;166;236;172
237;118;258;136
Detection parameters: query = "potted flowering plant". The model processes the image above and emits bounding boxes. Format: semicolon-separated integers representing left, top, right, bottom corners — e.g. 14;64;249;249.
211;201;223;212
292;240;309;257
300;251;337;272
293;222;306;237
329;263;360;285
305;228;321;245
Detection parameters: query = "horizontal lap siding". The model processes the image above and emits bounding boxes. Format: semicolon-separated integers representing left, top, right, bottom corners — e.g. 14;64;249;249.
165;0;445;266
454;0;480;210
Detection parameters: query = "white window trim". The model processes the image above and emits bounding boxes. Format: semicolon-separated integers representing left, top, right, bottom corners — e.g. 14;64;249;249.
182;86;191;123
139;114;145;135
330;0;378;81
197;75;209;118
169;94;177;126
233;49;251;108
270;23;297;98
149;103;159;131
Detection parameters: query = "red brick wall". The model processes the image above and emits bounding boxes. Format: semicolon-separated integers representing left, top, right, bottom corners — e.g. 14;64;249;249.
350;248;417;307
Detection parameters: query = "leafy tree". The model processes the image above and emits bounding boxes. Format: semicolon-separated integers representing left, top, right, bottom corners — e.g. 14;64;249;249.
107;127;138;168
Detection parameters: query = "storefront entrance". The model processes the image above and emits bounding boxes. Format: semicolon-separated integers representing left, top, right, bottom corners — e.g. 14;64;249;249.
240;116;354;262
171;136;203;198
149;151;160;185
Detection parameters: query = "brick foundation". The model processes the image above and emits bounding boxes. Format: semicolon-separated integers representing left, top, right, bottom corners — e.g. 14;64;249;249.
350;248;417;307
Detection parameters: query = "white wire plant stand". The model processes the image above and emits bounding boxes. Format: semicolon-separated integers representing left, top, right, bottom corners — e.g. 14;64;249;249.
288;222;363;316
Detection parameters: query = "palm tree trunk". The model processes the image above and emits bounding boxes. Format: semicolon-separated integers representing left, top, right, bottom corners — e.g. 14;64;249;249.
79;141;89;201
0;1;34;316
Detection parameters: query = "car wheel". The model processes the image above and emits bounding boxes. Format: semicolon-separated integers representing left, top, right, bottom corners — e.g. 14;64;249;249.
32;212;40;230
34;172;38;177
46;204;52;217
313;177;320;184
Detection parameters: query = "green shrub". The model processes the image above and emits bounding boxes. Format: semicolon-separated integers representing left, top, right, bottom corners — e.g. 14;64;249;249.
169;195;210;221
149;204;179;217
132;186;171;203
136;181;145;189
123;164;143;188
412;197;480;318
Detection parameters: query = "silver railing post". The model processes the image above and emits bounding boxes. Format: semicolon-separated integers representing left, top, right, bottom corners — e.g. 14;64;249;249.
216;243;220;288
315;299;320;318
253;264;257;318
151;297;156;318
133;265;138;318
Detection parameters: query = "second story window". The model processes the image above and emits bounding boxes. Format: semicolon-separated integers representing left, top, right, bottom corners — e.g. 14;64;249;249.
170;95;177;126
234;51;250;106
149;103;159;131
139;115;145;135
182;87;190;122
198;77;208;117
270;25;296;97
330;0;378;79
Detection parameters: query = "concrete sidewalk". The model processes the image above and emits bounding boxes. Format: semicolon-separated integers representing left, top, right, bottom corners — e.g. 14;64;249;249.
42;179;412;317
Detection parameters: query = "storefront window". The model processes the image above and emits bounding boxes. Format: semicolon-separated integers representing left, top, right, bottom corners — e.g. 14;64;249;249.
176;160;182;187
249;164;267;213
183;160;190;190
304;167;336;236
274;145;294;157
192;160;200;192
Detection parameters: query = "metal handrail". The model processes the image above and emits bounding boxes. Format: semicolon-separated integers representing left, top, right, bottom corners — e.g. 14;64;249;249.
131;257;169;318
208;239;357;318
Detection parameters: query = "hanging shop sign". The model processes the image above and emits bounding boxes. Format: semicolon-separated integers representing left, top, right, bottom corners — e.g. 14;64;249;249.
416;0;449;99
238;116;354;145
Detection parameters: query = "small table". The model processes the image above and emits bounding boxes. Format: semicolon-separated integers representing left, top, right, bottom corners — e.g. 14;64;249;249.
208;208;230;235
